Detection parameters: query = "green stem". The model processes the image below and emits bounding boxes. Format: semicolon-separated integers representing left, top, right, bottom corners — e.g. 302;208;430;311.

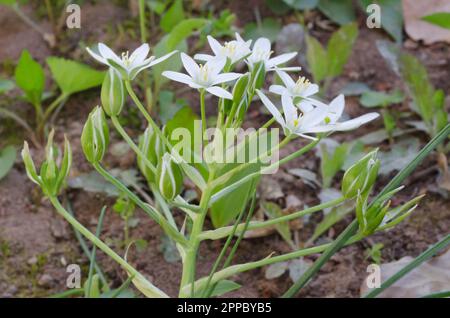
48;196;168;296
199;197;346;241
93;163;186;246
110;115;156;174
179;171;216;297
185;235;360;295
200;89;206;142
39;93;68;133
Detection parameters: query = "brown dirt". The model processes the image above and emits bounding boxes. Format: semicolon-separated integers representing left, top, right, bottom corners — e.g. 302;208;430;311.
0;0;449;298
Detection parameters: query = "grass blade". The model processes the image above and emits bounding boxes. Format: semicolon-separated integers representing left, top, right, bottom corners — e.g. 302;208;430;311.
282;123;450;297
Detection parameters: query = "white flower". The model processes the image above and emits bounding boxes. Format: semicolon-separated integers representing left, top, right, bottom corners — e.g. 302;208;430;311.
305;95;380;132
162;53;243;99
247;38;301;72
194;33;252;65
87;43;176;80
270;70;319;98
257;91;379;140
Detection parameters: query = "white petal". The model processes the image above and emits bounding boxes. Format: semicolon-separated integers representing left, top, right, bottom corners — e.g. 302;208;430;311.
256;90;285;127
302;125;335;133
253;37;271;53
301;105;329;128
147;50;178;67
162;71;198;87
130;43;150;66
303;83;319;97
98;43;122;64
212;72;242;85
276;69;295;88
296;133;319;141
207;35;223;56
271;66;301;72
335;113;379;131
327;94;345;123
268;52;297;68
206;57;226;77
86;46;108;65
206;86;233;99
297;100;314;113
194;53;214;61
269;85;286;95
181;53;200;78
281;93;297;127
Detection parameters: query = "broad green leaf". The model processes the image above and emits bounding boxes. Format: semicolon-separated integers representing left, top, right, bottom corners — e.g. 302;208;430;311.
261;201;295;249
360;89;404;108
422;12;450;30
340;81;371;96
318;0;356;25
0;0;16;5
160;0;184;33
244;18;282;43
305;35;327;83
283;0;318;10
327;22;358;78
46;57;105;95
0;78;15;94
0;145;16;180
15;50;45;106
360;0;403;42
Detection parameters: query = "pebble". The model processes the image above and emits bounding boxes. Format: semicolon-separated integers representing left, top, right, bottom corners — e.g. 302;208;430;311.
38;274;54;288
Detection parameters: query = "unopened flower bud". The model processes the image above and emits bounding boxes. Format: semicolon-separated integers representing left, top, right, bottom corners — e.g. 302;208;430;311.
101;68;124;116
342;150;379;199
156;153;183;201
22;130;72;196
81;106;109;163
138;126;165;183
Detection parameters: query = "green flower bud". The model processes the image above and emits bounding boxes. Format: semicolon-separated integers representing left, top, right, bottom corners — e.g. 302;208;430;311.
138;126;165;183
22;130;72;197
81;106;109;163
156;153;183;201
101;68;124;116
342;150;379;199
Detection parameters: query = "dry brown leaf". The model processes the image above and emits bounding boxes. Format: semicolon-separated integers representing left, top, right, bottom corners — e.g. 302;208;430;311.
403;0;450;44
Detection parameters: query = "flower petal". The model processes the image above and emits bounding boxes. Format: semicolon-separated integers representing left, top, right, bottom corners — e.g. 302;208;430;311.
335;113;379;131
269;85;286;95
194;53;214;61
86;46;108;65
272;66;302;72
268;52;297;68
162;71;198;87
130;43;150;66
206;86;233;99
206;57;226;77
281;93;297;128
297;100;314;113
253;37;271;53
327;94;345;123
275;69;295;89
256;90;285;127
212;72;243;85
181;53;200;78
147;50;178;67
207;35;223;56
303;83;319;97
98;43;122;65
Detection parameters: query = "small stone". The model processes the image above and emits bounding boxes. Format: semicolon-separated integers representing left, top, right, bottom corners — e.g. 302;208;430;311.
27;256;38;265
286;195;302;210
38;274;54;288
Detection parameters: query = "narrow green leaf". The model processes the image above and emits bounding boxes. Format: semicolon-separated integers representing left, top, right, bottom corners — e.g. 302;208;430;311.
15;50;45;106
0;145;16;180
305;35;327;83
160;0;184;33
318;0;356;25
422;12;450;30
327;22;358;78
